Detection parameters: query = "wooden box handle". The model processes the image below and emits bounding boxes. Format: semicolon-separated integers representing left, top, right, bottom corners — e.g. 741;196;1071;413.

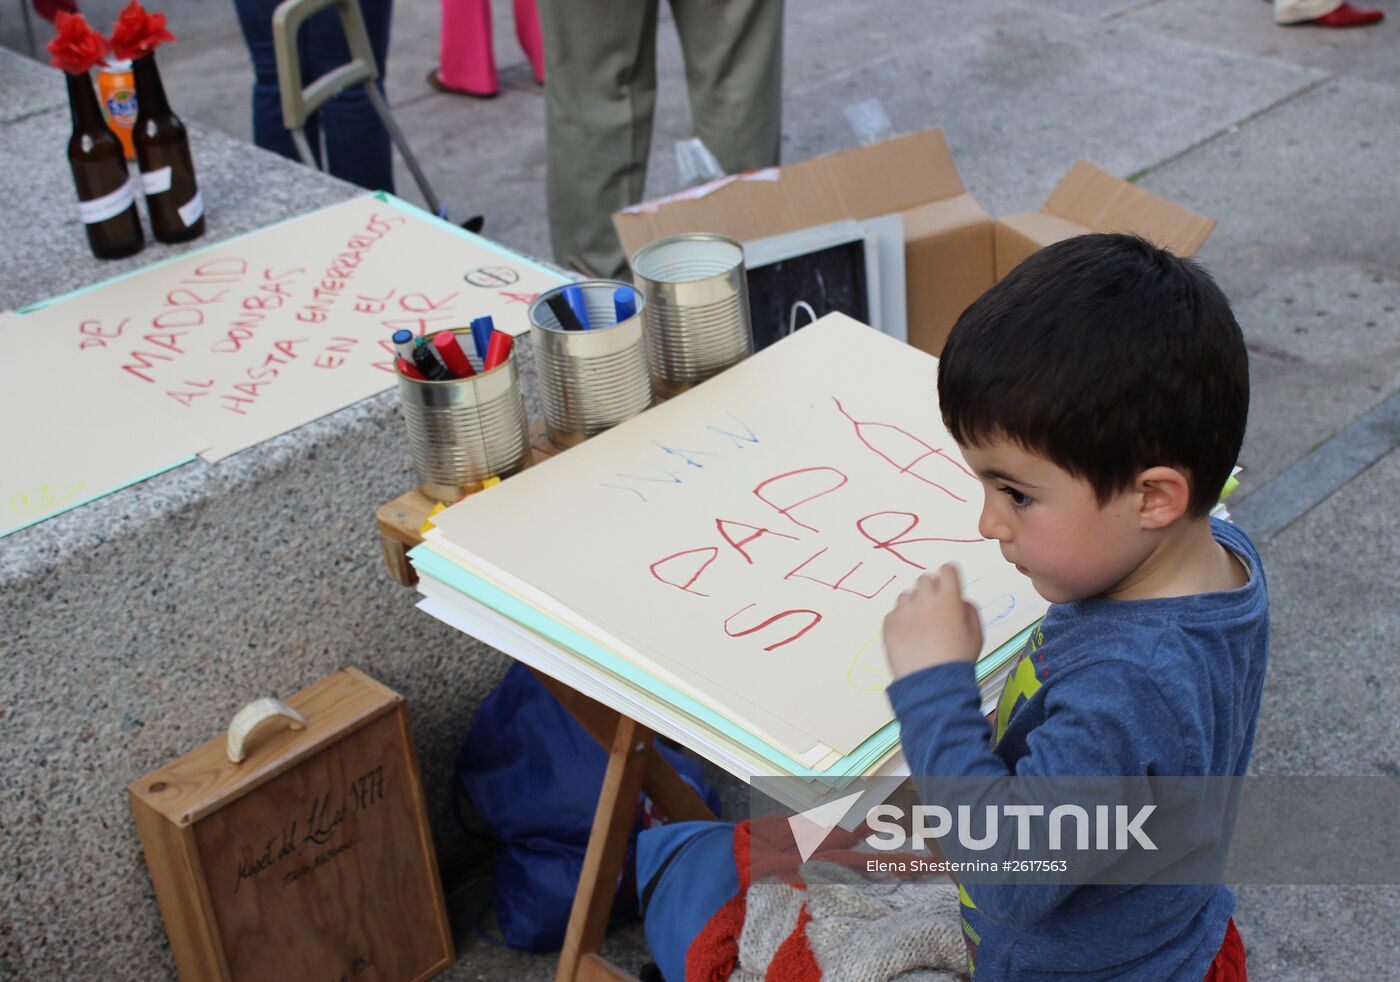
226;698;308;764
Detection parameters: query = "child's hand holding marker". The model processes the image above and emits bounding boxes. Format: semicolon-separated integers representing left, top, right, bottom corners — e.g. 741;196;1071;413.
882;563;983;680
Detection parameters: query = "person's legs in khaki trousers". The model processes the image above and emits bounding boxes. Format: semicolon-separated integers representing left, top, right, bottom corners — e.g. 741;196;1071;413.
537;0;783;279
671;0;783;184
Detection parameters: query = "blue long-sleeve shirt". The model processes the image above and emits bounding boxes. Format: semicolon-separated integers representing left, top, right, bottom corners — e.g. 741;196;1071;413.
887;518;1269;980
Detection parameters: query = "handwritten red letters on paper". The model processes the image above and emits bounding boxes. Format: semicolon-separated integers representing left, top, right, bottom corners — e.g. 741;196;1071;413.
64;205;548;452
643;398;984;655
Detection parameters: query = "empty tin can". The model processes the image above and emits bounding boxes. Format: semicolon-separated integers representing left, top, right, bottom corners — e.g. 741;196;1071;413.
629;233;754;398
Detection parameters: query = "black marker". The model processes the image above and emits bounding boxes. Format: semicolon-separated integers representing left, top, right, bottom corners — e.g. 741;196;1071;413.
546;293;586;331
412;343;453;380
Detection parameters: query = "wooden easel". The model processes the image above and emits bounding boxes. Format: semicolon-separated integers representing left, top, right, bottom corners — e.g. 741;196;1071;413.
376;424;717;982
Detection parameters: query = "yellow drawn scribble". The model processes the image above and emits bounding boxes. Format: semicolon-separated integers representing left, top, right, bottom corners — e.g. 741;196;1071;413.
8;482;87;517
846;625;891;692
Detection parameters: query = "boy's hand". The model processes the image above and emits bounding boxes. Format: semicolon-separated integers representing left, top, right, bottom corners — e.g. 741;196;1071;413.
883;564;984;680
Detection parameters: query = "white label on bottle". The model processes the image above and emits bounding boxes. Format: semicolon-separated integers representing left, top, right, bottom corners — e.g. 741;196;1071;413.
77;179;136;224
178;190;204;227
140;166;172;195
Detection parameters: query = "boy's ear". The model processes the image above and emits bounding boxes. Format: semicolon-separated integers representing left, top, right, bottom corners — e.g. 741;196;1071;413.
1134;466;1192;529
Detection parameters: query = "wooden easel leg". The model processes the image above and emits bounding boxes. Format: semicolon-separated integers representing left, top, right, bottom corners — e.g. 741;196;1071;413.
643;748;716;823
531;669;719;980
529;669;717;823
555;715;651;982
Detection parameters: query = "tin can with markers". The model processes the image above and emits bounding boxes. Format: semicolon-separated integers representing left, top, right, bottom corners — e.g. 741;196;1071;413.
395;329;532;502
528;280;655;448
97;59;138;160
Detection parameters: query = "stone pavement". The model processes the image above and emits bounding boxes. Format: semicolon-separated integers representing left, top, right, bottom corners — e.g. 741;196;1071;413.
4;0;1398;978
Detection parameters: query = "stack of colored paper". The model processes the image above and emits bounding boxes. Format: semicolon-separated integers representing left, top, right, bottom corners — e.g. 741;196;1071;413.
411;315;1048;814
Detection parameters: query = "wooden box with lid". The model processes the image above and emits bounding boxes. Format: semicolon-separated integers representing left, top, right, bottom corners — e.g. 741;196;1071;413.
128;667;454;981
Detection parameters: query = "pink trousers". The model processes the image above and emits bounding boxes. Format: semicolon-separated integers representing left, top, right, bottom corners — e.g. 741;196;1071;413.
438;0;545;95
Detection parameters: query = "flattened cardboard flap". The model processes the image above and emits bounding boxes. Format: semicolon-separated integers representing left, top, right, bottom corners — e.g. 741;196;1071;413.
613;128;968;258
1042;160;1215;257
826;129;966;219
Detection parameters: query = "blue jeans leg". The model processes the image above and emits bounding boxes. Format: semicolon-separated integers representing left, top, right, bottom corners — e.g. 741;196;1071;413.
232;0;394;192
234;0;319;163
306;0;395;192
637;821;739;982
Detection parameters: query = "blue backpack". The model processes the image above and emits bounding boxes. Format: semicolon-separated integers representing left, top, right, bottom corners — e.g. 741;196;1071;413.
455;663;720;951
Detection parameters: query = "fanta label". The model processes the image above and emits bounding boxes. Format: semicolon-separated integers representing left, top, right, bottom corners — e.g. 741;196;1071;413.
105;90;138;128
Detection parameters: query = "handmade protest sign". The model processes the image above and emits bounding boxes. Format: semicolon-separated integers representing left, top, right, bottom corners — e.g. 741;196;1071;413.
429;314;1045;757
14;194;563;463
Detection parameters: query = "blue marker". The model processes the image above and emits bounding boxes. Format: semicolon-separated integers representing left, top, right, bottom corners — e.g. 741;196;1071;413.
391;328;417;361
470;316;495;360
563;285;592;330
613;287;636;324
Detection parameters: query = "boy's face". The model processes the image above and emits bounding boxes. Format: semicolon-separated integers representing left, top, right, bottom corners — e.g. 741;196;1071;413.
960;438;1150;604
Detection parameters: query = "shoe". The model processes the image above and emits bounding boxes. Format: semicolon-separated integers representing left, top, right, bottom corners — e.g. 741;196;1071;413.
426;68;498;99
1296;3;1384;25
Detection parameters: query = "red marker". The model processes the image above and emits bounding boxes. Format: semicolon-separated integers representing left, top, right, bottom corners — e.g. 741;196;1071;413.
432;330;475;378
484;331;514;371
397;357;426;380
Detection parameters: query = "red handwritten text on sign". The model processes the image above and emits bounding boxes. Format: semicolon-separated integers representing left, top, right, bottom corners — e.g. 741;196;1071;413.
70;212;448;414
641;398;984;655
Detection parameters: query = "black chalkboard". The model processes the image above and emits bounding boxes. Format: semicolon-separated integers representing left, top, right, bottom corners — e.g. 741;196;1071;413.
746;239;870;352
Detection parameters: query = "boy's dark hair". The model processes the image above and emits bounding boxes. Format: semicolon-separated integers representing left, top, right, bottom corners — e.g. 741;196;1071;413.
937;233;1248;518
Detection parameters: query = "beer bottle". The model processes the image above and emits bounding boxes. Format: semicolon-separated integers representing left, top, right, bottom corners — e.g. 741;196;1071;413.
131;52;204;243
65;70;144;260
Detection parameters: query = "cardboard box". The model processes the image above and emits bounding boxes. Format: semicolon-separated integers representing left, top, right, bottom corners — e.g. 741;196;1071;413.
995;160;1216;280
612;128;994;357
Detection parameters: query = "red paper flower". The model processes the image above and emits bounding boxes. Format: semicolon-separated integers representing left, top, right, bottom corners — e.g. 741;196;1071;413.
109;1;176;61
46;11;110;75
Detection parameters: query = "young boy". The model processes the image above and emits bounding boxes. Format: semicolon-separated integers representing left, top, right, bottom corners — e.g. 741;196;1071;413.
883;232;1268;979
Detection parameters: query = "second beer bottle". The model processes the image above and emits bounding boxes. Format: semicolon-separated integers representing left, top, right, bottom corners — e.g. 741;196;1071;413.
131;52;204;243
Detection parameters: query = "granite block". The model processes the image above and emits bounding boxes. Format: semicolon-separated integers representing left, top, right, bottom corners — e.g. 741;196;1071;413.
0;101;531;978
0;384;515;977
0;45;65;124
